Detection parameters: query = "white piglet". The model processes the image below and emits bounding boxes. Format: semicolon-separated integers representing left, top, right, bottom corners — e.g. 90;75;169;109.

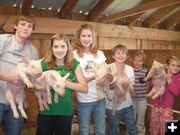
6;57;42;119
35;70;69;111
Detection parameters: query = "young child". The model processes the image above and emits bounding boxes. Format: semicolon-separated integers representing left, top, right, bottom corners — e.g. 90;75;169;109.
131;50;148;135
150;56;180;135
36;33;88;135
106;45;137;135
0;13;38;135
73;24;107;135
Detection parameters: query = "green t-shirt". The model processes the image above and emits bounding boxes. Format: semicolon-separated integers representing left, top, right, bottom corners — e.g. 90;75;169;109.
40;59;79;116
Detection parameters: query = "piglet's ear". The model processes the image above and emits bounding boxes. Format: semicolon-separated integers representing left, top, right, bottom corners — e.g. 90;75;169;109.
63;73;70;79
22;57;29;66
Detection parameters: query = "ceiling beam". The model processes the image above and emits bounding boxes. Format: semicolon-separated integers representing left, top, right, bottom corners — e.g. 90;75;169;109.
128;13;144;26
21;0;33;14
160;10;180;30
57;0;78;19
88;0;115;21
143;4;179;27
101;0;180;22
127;0;153;26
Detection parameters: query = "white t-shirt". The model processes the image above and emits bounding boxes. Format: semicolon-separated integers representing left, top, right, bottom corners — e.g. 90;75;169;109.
105;63;135;110
73;50;106;103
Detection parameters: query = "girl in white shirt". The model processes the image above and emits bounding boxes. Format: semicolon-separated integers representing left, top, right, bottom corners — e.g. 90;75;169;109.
73;24;106;135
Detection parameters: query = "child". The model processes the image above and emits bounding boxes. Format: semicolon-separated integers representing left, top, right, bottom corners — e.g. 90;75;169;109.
106;44;137;135
132;50;148;135
73;24;107;135
150;56;180;135
36;33;88;135
0;13;38;135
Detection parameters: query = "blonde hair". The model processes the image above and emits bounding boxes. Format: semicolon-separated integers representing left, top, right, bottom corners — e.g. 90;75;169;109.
112;44;128;56
44;33;74;69
134;50;146;62
75;24;97;57
166;56;180;65
14;12;36;31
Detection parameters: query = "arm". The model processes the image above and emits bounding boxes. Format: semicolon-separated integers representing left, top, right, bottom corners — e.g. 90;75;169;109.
86;75;95;82
0;71;23;86
166;74;180;96
65;65;88;93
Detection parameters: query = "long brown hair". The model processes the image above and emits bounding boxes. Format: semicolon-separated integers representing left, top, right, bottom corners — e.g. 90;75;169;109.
75;24;97;57
44;33;74;69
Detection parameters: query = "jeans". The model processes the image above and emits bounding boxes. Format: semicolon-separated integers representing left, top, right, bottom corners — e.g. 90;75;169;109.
0;103;24;135
77;98;106;135
106;105;137;135
133;99;147;135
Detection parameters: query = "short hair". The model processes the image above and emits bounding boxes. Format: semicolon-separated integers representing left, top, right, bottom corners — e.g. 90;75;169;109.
134;50;146;61
14;12;36;31
166;55;180;65
112;44;128;56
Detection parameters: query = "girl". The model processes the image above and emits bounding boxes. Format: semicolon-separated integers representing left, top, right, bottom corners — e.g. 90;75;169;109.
73;24;106;135
150;56;180;135
36;33;88;135
132;50;148;135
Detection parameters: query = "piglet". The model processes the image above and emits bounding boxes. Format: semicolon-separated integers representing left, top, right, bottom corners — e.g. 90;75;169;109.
144;60;167;99
111;71;134;115
95;62;112;100
35;70;69;111
6;57;42;119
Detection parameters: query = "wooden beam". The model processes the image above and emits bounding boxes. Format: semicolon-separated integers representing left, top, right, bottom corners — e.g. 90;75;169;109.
57;0;78;19
21;0;33;14
2;15;180;42
101;0;180;22
128;13;144;26
127;0;154;26
160;10;180;29
143;4;179;27
88;0;115;21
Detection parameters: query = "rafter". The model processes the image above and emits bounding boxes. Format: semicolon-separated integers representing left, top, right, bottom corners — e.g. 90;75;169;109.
101;0;180;22
160;10;180;30
57;0;78;19
21;0;33;14
128;13;144;26
127;0;152;26
143;4;179;27
88;0;115;21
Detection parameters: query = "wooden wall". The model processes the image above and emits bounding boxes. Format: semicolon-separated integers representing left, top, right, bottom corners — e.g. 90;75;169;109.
0;15;180;131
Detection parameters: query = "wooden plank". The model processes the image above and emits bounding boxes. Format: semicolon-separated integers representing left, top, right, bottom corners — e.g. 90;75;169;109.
2;15;180;42
160;10;180;29
101;0;180;22
21;0;33;13
143;4;179;27
57;0;78;19
128;13;144;26
88;0;115;21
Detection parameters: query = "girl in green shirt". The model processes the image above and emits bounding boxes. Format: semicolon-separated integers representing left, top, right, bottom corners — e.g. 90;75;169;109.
36;33;88;135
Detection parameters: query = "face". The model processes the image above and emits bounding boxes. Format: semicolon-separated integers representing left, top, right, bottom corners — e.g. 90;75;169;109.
80;29;93;49
133;57;144;70
14;21;33;39
113;49;127;64
52;40;68;60
167;60;180;74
